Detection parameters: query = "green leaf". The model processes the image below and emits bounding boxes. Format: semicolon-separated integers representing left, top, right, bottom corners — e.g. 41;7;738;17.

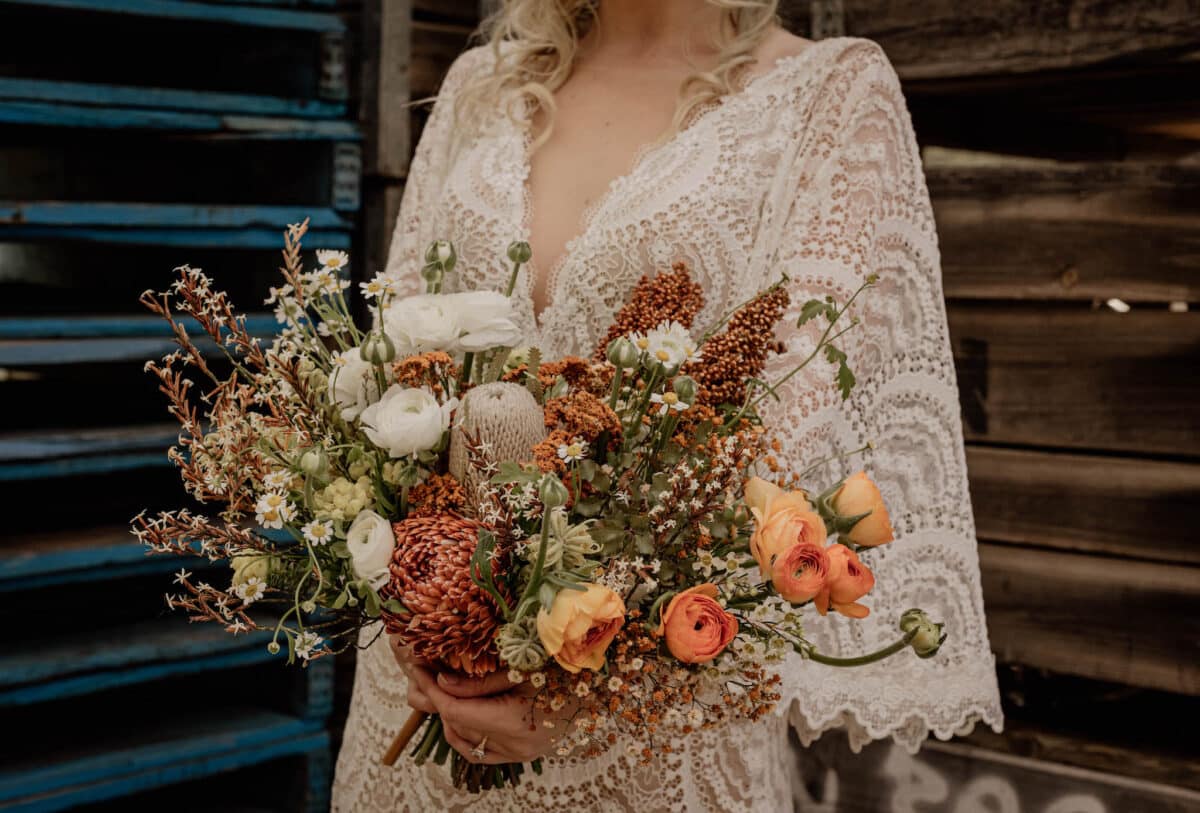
797;299;830;327
491;460;538;485
329;541;351;559
823;344;847;366
835;359;856;401
574;497;604;518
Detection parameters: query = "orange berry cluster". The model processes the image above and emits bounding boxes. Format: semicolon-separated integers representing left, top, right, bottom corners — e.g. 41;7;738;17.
684;286;790;406
592;263;705;362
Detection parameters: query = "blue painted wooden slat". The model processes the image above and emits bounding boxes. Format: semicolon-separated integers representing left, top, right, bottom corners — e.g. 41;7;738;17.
0;424;178;463
0;337;226;365
0;101;361;138
0;711;326;806
0;314;278;339
0;78;348;119
0;202;352;248
0;453;172;480
0;0;346;31
0;201;351;229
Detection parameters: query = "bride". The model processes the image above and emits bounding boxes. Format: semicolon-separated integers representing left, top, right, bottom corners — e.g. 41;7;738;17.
333;1;1002;809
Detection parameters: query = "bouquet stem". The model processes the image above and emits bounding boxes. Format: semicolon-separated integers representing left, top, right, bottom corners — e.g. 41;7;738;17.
382;709;427;766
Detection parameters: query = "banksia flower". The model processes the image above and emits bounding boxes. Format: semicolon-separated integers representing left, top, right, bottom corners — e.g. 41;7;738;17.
684;285;789;406
449;382;546;504
382;515;509;677
593;263;705;362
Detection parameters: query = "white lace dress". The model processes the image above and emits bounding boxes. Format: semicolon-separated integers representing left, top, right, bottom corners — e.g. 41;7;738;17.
332;36;1003;812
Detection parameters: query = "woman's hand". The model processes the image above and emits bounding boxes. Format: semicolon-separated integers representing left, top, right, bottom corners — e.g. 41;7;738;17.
388;633;436;715
424;671;569;764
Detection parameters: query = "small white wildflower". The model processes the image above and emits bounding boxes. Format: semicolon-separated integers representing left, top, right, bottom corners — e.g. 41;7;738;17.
687;707;705;726
301;519;334;546
508;669;525;684
255;492;295;529
359;274;393;299
233;576;267;605
295;630;323;661
316;249;350;273
556;440;588;462
262;470;289;490
173;568;192;585
574;682;591;698
649;391;689;412
607;676;623;692
530;672;546;689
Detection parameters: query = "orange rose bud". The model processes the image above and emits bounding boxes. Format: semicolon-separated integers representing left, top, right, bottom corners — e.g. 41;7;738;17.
770;542;830;604
833;472;894;547
656;584;738;664
536;583;626;673
814;544;875;619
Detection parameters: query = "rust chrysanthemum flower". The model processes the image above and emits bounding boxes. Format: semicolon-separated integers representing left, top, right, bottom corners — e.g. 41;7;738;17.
381;515;509;677
543;390;622;447
593;263;705;362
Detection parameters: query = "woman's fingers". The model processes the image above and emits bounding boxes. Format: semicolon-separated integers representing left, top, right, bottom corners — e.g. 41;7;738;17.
406;681;436;714
436;670;517;698
441;719;512;765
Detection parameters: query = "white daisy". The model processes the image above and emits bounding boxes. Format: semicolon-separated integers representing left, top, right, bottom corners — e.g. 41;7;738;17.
359;274;393;300
649;391;689;412
262;470;289;490
557;440;588;462
234;576;267;605
255;492;295;529
316;249;350;273
301;519;334;546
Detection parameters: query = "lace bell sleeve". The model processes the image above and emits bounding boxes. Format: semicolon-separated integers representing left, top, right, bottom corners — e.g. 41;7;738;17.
381;48;486;292
754;40;1004;752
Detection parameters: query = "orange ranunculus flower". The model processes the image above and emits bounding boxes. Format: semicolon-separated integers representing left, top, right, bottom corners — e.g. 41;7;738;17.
815;544;876;619
833;471;894;548
770;542;830;604
656;584;738;664
536;583;625;673
748;483;827;573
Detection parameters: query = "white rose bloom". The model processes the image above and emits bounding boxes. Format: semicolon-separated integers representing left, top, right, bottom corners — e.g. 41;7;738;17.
359;384;458;458
448;290;524;352
382;294;463;355
327;348;382;421
645;320;701;371
346;509;394;589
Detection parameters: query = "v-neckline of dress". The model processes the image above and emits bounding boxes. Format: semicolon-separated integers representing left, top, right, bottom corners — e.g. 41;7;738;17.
516;42;828;332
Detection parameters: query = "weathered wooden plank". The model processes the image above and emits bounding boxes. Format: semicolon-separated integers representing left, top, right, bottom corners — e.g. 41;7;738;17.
0;711;325;807
948;306;1200;456
0;528;174;592
0;0;345;31
0;225;350;249
0;101;361;138
412;0;475;23
980;542;1200;694
362;0;412;178
0;616;274;695
0;337;229;366
0;202;351;229
0;424;179;463
929;153;1200;303
796;731;1200;812
410;19;474;98
0;314;276;339
967;446;1200;565
0;78;347;119
781;0;1200;79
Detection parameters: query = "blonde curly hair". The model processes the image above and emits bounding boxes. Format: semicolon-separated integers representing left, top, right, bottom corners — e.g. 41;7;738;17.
454;0;781;149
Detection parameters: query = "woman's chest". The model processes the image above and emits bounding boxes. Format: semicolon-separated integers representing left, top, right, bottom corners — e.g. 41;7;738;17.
435;99;798;357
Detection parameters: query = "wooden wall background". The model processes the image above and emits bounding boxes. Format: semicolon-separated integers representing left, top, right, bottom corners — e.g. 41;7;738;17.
364;1;1200;810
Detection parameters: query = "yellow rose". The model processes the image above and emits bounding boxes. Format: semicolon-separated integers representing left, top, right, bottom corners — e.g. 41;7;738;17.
833;472;894;548
536;583;625;673
746;477;826;572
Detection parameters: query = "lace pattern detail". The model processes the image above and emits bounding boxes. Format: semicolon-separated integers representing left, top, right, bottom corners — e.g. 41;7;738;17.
338;36;1002;812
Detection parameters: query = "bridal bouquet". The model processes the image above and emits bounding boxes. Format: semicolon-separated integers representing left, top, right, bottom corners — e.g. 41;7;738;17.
134;221;945;793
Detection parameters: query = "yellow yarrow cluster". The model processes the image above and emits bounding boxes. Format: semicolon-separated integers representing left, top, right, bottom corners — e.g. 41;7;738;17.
312;476;374;521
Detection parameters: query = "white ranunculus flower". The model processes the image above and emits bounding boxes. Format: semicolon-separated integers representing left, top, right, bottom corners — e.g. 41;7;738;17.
346;509;394;589
643;320;701;372
327;348;383;421
382;294;463;355
449;290;524;352
359;384;458;458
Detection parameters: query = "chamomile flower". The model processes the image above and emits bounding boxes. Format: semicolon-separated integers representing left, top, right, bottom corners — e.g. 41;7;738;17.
234;576;266;605
316;249;350;273
262;470;289;490
693;549;716;575
264;283;294;305
301;519;334;546
557;439;588;462
650;391;690;412
359;274;394;300
255;492;295;529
